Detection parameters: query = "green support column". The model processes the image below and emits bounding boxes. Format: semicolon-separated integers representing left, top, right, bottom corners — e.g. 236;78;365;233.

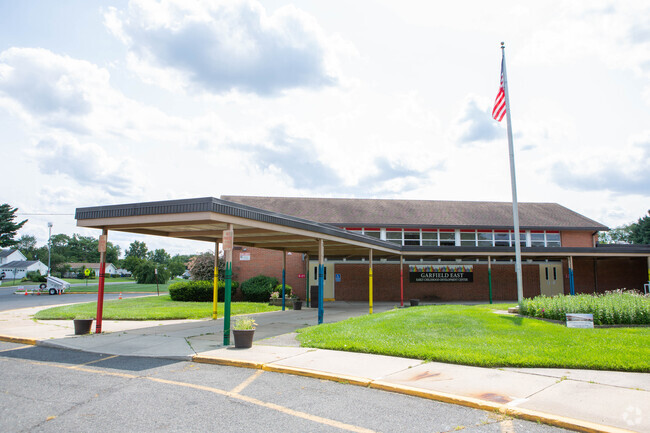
488;256;493;304
224;261;232;345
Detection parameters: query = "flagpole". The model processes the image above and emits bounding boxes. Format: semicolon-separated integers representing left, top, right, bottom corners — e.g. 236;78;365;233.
501;42;524;304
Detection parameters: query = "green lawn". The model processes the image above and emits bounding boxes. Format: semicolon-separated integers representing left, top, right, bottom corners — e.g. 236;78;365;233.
34;296;281;320
66;282;171;293
64;277;135;284
296;304;650;372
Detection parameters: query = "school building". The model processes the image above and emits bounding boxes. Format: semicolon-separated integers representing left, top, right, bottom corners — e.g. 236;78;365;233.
223;196;650;303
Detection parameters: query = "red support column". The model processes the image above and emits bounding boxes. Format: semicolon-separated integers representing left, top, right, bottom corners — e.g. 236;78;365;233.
400;255;404;307
95;229;108;334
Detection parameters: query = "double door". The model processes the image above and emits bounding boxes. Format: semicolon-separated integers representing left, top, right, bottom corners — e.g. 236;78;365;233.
539;263;564;296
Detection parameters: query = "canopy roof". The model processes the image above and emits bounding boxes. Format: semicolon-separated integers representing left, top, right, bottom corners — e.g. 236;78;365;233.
75;197;649;259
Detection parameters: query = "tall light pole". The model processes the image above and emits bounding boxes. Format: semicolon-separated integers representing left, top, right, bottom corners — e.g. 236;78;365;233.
47;222;53;276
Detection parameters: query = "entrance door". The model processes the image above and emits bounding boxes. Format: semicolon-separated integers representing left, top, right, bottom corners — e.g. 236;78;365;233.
539;263;564;296
309;261;335;300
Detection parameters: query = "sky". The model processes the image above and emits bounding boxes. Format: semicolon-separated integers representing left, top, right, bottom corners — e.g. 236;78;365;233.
1;0;649;257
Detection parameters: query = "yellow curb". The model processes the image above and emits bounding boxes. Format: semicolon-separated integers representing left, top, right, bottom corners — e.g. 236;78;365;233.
370;381;635;433
0;334;38;345
192;355;263;370
262;364;371;387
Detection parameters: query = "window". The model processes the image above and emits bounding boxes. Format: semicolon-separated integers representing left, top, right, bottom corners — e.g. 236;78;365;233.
422;231;438;246
477;231;494;246
494;231;509;246
530;232;545;247
460;231;477;246
363;228;381;239
404;230;420;246
386;230;402;245
546;232;561;247
439;231;455;246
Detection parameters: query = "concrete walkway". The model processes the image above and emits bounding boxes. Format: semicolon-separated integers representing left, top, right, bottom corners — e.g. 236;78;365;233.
0;302;647;433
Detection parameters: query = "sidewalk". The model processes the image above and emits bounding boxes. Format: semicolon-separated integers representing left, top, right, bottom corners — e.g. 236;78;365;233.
0;302;647;433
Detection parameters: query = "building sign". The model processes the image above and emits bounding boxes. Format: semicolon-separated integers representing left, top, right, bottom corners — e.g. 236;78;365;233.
335;273;341;282
239;252;250;261
298;274;306;279
566;313;594;329
409;265;473;283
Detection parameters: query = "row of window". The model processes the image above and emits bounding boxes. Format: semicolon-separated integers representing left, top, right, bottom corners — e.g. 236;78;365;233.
345;228;562;248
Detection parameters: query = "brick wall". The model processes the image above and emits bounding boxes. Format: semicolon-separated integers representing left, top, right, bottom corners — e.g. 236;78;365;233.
231;247;307;299
561;231;594;247
570;257;647;293
333;262;540;302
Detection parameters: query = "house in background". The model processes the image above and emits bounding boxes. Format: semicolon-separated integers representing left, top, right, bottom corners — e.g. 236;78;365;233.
0;249;27;265
0;260;49;280
64;263;118;277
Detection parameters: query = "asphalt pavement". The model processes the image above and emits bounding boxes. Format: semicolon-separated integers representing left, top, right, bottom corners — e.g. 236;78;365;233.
0;341;572;433
0;299;647;433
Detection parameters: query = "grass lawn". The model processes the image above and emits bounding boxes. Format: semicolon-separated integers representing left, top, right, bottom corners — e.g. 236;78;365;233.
34;295;281;320
296;304;650;372
64;277;135;284
66;282;171;293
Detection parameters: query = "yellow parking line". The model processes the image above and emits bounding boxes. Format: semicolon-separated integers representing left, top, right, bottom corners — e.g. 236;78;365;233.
0;345;32;353
231;369;264;394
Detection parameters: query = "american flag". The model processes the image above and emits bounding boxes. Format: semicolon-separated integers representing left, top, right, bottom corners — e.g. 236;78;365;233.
492;59;506;122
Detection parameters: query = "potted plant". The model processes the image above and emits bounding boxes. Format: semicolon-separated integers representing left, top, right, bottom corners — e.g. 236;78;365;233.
73;316;94;335
232;316;257;348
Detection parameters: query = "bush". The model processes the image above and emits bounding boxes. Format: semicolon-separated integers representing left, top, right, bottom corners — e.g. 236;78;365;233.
274;283;293;298
241;275;279;303
169;280;239;302
519;290;650;325
26;271;46;282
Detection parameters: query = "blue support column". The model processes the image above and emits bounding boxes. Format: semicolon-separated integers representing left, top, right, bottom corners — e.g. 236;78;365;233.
318;263;324;324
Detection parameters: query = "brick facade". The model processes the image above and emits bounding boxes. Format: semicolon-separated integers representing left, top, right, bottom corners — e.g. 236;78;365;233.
231;247;308;299
561;231;595;247
568;257;648;293
333;262;541;302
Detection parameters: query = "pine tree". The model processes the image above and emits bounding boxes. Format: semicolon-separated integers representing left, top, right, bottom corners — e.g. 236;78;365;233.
0;204;27;248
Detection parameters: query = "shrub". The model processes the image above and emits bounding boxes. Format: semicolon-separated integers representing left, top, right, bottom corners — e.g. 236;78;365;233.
519;290;650;325
274;283;293;297
241;275;279;303
26;271;46;282
169;280;238;302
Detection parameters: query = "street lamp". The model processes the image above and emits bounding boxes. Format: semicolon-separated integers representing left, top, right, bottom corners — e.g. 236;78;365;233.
47;222;53;276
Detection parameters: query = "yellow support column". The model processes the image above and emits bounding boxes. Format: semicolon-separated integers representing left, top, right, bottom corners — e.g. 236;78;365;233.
212;242;219;319
369;249;373;314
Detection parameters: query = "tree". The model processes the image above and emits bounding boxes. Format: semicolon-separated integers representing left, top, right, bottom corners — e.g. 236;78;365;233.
125;240;148;260
148;248;170;264
123;255;144;273
167;255;187;278
133;261;170;284
0;204;27;247
187;252;223;281
629;210;650;244
600;210;650;245
16;234;38;259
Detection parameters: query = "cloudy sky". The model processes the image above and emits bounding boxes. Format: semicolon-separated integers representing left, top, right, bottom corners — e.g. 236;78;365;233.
1;0;649;256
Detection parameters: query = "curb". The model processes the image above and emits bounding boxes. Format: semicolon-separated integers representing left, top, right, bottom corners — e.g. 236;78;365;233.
192;355;636;433
0;334;38;345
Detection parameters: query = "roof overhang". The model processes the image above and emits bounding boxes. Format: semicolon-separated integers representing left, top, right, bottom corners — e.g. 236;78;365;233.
75;197;650;259
75;197;401;257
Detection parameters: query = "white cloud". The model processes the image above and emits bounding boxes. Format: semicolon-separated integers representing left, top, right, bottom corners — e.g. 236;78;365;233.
29;136;142;197
105;0;339;95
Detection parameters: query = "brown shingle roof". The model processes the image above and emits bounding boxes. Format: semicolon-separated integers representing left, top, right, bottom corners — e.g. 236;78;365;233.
221;196;608;231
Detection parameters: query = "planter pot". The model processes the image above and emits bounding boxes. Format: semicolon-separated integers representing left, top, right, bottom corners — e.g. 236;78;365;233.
409;299;420;307
269;298;294;308
232;329;255;348
293;300;303;310
73;319;94;335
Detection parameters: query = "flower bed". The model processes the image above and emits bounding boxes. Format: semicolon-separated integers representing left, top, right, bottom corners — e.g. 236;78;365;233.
519;290;650;325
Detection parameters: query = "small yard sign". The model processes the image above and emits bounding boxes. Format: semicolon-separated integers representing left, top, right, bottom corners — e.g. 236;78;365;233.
566;313;594;329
